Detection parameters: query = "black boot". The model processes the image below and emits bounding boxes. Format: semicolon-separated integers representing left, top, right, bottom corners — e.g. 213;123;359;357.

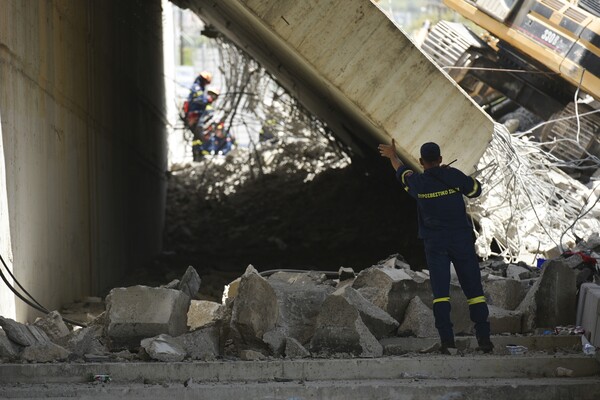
476;337;494;353
440;339;456;355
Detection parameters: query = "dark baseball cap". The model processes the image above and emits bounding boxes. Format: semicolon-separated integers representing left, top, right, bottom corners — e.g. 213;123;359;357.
420;142;441;162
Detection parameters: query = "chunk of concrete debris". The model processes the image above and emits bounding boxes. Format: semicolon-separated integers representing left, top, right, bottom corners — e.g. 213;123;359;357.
230;266;278;348
180;325;221;360
140;334;186;362
489;305;523;334
20;341;70;363
310;287;383;358
0;317;50;347
352;266;431;323
33;311;70;341
240;349;267;361
267;271;334;345
338;267;355;282
483;278;526;311
65;325;107;357
178;266;201;299
517;259;578;332
105;285;191;350
337;286;399;339
187;300;223;331
263;329;287;357
0;329;21;360
222;277;241;304
162;279;180;290
506;264;532;280
397;296;436;338
285;337;310;359
378;254;411;270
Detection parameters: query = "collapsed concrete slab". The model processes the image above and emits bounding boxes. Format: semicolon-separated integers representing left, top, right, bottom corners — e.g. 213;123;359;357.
310;287;383;358
352;266;431;323
105;285;191;350
140;334;186;362
230;266;278;350
397;296;436;338
517;259;578;332
484;278;527;311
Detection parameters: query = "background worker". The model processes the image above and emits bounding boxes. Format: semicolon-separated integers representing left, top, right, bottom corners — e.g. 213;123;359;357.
378;139;493;354
187;70;212;114
186;72;213;161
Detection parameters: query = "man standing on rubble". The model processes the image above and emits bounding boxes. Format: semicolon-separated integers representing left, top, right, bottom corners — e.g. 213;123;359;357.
378;139;494;354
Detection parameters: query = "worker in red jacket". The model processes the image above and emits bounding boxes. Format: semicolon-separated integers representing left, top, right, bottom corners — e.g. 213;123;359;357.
379;139;493;354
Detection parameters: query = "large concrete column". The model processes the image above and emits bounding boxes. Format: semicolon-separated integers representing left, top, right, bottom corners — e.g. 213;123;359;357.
0;0;168;322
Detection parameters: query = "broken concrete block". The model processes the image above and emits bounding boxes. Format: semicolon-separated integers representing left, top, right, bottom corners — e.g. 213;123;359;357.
162;279;180;289
180;325;220;360
506;264;532;280
310;288;383;358
65;325;107;357
230;266;278;348
222;277;241;304
178;266;201;299
263;329;287;357
397;296;436;338
33;311;70;341
105;285;191;350
0;317;50;347
187;300;223;331
338;267;355;282
378;254;411;270
240;349;267;360
0;329;21;360
285;337;310;359
489;306;523;334
267;271;334;345
580;233;600;252
20;341;70;362
140;334;186;362
337;286;399;339
517;259;578;332
484;278;526;311
352;266;431;323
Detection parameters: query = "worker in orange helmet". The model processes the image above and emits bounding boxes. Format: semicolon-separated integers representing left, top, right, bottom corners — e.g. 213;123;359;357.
185;71;213;161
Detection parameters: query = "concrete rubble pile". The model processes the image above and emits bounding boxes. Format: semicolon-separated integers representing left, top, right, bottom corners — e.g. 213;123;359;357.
2;235;600;363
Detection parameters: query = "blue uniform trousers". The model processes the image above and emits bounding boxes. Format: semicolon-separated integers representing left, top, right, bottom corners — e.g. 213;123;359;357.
423;228;490;343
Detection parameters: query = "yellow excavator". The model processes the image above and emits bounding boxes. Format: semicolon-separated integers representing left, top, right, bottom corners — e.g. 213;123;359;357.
425;0;600;172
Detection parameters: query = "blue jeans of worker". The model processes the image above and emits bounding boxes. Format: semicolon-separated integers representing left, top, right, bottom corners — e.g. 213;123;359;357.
423;229;490;343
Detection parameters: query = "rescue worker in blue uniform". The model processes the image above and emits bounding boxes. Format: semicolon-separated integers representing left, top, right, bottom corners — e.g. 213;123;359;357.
378;139;493;354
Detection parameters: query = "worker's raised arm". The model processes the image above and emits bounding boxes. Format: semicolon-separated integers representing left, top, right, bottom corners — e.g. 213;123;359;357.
378;138;404;171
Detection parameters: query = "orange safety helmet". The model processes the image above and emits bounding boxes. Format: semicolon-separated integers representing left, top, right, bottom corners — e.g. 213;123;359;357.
199;71;212;84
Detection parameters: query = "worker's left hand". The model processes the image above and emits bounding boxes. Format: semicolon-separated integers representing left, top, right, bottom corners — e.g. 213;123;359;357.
378;139;398;160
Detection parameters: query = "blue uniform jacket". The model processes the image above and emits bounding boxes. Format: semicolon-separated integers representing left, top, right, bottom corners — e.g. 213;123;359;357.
396;165;482;239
